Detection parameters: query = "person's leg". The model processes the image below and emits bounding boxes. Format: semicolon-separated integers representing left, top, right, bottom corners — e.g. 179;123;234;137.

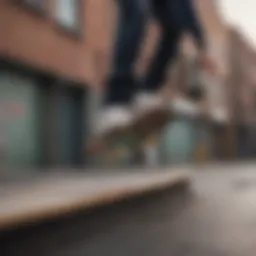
89;0;150;146
105;0;150;105
142;0;181;92
137;0;204;120
132;0;185;136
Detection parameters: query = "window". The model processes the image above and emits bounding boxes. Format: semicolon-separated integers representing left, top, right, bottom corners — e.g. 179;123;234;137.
56;0;80;31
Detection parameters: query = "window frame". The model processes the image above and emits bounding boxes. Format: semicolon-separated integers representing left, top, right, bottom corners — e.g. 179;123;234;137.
55;0;83;37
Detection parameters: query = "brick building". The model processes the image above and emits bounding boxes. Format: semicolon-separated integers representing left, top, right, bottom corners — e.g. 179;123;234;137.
228;28;256;159
0;0;117;170
196;0;234;161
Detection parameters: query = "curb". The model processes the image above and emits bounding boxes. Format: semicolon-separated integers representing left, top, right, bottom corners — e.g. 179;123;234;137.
0;171;190;231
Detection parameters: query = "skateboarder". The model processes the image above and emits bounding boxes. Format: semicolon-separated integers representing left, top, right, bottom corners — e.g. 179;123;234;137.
90;0;213;151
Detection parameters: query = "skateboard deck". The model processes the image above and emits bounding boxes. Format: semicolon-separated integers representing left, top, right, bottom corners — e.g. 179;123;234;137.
87;108;172;166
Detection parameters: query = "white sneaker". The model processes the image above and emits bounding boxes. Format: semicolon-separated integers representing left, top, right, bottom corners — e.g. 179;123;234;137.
133;92;167;117
170;97;201;117
95;105;133;136
131;92;171;134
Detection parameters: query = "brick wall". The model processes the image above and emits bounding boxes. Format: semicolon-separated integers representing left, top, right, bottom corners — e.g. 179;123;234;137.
229;28;256;125
0;0;115;87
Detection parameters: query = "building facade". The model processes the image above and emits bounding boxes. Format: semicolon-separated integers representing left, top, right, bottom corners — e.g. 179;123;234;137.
197;0;233;161
228;28;256;159
0;0;116;170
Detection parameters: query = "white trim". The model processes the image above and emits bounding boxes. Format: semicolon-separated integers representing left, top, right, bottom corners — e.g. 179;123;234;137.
56;0;79;30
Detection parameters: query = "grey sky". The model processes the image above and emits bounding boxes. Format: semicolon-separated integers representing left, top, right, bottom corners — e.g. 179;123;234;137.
220;0;256;47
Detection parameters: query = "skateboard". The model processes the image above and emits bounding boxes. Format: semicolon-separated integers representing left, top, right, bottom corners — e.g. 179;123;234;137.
87;107;172;166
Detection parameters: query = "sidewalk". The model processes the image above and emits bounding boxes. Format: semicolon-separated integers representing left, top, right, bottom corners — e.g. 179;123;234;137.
0;169;190;230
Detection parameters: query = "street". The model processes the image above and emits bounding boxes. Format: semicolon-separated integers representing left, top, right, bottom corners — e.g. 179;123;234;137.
1;166;256;256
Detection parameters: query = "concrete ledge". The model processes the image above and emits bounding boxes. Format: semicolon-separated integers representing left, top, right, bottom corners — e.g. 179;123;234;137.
0;170;190;230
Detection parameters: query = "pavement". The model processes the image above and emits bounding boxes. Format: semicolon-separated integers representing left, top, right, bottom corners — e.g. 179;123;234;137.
1;165;256;256
0;168;190;230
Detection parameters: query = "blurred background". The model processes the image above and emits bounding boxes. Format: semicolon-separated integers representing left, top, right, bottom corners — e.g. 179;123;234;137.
1;0;256;171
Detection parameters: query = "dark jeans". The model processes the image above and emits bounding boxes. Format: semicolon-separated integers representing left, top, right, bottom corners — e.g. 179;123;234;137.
105;0;181;105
